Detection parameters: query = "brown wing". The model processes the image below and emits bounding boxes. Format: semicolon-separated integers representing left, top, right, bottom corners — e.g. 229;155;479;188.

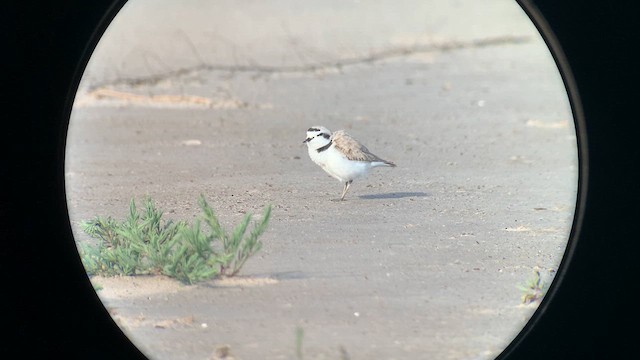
331;130;393;164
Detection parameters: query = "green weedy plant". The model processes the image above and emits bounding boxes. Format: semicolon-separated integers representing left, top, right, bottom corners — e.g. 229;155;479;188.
295;327;304;360
199;196;271;276
293;326;351;360
518;268;550;304
80;197;186;276
78;196;272;285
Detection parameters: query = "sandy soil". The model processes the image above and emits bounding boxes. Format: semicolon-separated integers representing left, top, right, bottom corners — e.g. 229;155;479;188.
64;1;578;359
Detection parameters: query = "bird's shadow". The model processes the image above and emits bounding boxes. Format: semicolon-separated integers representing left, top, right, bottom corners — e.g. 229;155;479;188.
358;191;429;200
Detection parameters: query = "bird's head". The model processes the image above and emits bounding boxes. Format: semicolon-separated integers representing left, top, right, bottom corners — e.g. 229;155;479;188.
303;126;332;149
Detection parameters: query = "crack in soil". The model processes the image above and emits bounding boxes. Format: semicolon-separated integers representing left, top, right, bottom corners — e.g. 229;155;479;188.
88;35;530;91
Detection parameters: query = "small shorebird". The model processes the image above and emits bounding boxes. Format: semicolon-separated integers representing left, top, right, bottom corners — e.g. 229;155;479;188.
303;126;396;200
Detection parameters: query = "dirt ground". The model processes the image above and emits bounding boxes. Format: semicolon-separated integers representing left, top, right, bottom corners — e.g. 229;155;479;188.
64;1;578;359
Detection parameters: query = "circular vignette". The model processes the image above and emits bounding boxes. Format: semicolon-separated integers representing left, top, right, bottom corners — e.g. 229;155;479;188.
497;1;587;359
62;1;584;359
60;1;147;359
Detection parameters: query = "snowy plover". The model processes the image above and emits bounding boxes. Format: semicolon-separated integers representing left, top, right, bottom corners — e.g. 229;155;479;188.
303;126;396;200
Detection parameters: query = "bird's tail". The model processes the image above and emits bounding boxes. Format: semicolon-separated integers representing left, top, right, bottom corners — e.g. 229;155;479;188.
372;160;396;167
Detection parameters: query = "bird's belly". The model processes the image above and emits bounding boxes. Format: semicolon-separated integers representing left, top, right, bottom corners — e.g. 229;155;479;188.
308;146;372;182
326;156;370;182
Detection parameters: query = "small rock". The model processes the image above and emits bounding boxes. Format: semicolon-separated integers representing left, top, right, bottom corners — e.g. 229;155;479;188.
210;344;234;360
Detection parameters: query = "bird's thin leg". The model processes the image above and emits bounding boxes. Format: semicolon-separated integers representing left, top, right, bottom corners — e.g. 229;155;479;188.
340;180;353;201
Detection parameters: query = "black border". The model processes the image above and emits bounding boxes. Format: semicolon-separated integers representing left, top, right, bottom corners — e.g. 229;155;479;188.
505;1;639;359
3;1;144;359
3;1;638;358
497;1;588;358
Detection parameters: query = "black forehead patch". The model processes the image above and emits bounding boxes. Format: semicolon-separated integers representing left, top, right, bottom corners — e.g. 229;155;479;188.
308;127;321;132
